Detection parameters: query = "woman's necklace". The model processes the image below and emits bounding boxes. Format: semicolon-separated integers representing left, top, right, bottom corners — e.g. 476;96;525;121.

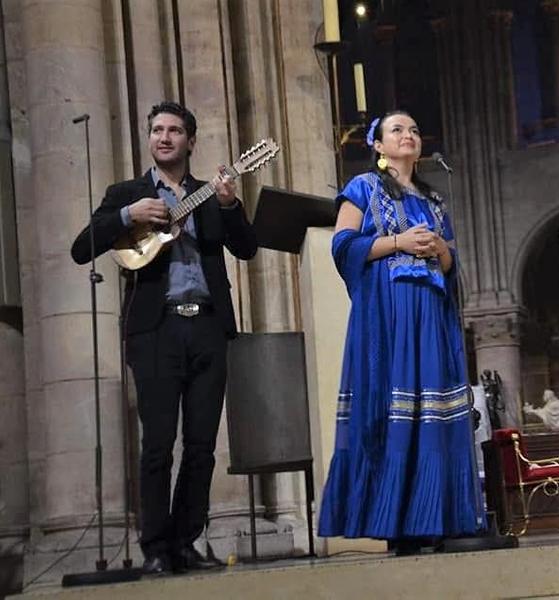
402;184;420;195
399;182;424;198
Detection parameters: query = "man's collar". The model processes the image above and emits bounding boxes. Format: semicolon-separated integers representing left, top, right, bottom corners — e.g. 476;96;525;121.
150;166;192;189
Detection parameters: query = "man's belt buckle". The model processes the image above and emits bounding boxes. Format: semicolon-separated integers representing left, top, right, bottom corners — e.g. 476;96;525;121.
176;303;200;317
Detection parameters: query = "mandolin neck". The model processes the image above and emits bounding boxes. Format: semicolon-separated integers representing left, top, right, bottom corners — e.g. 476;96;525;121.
169;165;239;224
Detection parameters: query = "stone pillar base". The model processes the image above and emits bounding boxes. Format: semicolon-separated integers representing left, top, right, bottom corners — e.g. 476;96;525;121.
22;526;142;590
0;537;25;598
207;515;294;563
470;311;523;428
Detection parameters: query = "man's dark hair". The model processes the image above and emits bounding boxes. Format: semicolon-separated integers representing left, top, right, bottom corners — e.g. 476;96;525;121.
147;101;197;138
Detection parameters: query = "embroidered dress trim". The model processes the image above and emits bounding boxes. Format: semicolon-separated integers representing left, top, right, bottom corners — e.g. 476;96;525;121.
389;384;470;423
426;197;444;236
363;173;446;287
393;198;408;233
387;253;442;274
371;185;385;235
336;391;353;422
366;173;397;235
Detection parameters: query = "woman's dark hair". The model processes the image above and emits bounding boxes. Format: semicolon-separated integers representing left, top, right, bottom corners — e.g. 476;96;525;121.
371;110;436;200
147;101;197;138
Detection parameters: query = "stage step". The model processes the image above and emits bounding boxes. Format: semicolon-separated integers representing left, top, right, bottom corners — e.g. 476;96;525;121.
9;544;559;600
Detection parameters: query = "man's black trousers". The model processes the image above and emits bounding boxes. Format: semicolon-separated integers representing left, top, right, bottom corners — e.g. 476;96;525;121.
127;310;227;559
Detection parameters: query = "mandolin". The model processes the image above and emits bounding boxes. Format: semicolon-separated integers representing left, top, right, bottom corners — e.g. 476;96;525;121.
110;138;280;270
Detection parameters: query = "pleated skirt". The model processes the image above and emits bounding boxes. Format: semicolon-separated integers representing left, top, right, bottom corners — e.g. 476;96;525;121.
318;274;484;539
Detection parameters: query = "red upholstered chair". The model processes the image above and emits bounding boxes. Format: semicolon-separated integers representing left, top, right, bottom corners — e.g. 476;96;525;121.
492;428;559;535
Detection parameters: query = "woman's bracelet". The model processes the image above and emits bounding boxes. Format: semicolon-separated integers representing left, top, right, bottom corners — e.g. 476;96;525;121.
437;240;450;257
393;234;398;252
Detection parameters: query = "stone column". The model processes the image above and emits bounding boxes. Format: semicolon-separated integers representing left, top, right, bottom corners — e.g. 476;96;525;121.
0;0;27;548
542;0;559;122
102;0;134;182
471;312;523;427
228;0;299;552
21;0;124;581
0;24;27;558
441;10;479;303
259;0;337;547
278;0;336;198
0;317;26;594
444;1;512;310
373;24;397;110
0;320;26;530
430;18;458;153
427;11;480;308
461;3;498;306
0;9;19;309
0;0;29;544
480;6;513;303
125;0;166;171
0;2;32;587
229;0;298;335
488;10;517;150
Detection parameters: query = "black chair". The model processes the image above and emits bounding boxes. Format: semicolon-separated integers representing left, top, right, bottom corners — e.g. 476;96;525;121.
226;332;315;561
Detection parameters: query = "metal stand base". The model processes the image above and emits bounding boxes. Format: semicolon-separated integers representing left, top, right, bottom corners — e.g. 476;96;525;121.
438;511;519;553
229;460;316;562
62;567;142;587
438;534;518;553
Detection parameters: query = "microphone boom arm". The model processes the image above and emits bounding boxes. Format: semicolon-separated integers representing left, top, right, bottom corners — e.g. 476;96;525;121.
432;151;453;174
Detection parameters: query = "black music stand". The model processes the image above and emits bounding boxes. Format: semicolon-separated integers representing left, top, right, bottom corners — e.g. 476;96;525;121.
226;333;314;562
253;185;336;253
226;187;335;561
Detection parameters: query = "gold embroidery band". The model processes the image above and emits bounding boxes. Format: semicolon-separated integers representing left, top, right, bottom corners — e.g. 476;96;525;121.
389;385;470;423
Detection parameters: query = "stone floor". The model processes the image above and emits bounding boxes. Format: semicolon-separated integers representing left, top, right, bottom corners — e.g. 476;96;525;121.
8;535;559;600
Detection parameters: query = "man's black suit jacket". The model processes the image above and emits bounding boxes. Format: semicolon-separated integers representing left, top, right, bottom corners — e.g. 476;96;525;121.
71;170;257;338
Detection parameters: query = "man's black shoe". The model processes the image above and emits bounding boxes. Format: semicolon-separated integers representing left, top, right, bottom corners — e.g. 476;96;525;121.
394;539;422;556
142;555;172;576
173;545;224;573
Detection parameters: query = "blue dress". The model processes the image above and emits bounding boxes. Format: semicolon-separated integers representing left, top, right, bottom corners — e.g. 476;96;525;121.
318;172;485;540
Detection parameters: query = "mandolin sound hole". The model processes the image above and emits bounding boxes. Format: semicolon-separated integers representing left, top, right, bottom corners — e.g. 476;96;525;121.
154;222;172;234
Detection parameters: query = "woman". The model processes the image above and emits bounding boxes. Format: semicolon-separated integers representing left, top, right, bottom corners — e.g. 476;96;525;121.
318;111;485;554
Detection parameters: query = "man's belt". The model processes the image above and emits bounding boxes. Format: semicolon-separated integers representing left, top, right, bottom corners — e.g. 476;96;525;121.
167;303;214;318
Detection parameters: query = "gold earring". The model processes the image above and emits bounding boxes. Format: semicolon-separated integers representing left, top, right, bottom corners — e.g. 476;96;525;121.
377;153;388;171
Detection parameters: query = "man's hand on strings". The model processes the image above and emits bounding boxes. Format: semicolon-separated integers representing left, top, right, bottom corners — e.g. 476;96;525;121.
213;166;237;207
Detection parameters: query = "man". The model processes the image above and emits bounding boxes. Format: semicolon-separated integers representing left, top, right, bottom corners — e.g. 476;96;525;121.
71;101;257;575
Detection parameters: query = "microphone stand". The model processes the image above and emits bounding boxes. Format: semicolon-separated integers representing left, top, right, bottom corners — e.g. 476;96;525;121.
117;267;135;570
62;114;141;586
434;157;518;553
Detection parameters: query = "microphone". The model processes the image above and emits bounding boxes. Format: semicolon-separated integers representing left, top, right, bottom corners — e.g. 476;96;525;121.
72;114;90;124
432;152;453;174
